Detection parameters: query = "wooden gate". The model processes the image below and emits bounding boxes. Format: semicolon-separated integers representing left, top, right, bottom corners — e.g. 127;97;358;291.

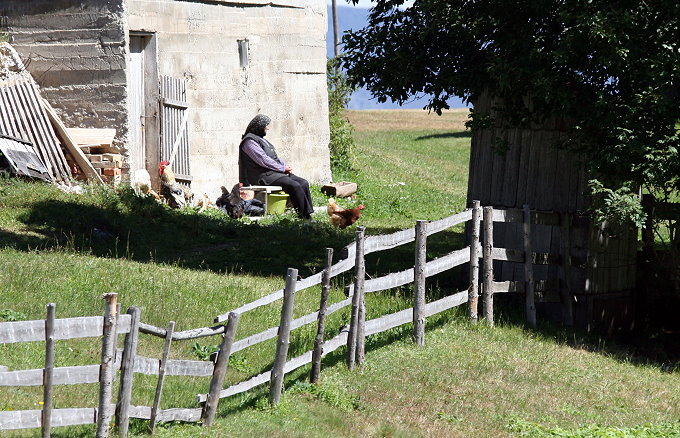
159;76;191;186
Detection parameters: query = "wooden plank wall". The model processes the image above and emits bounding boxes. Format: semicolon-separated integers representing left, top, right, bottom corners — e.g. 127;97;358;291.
160;76;191;185
467;94;637;324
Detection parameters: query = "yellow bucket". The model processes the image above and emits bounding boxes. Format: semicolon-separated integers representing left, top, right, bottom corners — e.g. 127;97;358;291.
266;191;289;215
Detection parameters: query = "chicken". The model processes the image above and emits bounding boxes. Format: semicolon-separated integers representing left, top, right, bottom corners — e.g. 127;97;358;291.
215;183;245;219
327;198;365;229
132;169;160;200
196;193;215;212
158;161;187;209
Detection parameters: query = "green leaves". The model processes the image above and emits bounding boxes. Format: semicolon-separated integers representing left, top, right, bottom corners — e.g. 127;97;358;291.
341;0;680;212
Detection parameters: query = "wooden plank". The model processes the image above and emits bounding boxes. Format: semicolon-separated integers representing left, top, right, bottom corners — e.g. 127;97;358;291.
469;200;481;322
64;128;116;147
493;281;525;293
425;210;472;235
0;408;97;430
157;408;202;423
165;359;214;377
424;247;470;277
500;128;521;207
128;405;151;420
115;307;140;437
413;221;427;346
0;364;100;387
424;291;468;316
364;228;415;254
150;321;175;433
270;268;297;405
523;205;537;328
19;82;70;178
347;227;366;370
310;248;334;383
42;303;56;438
0;314;131;344
96;293;118;438
483;207;494;325
42;99;104;183
489;129;507;205
13;82;59;181
202;312;239;427
133;355;160;376
161;97;189;110
491;247;520;266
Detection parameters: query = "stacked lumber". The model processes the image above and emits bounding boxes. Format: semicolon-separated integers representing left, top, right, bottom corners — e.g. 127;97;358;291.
0;42;104;184
66;128;122;185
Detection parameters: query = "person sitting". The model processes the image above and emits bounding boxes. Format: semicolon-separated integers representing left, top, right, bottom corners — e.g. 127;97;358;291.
238;114;314;219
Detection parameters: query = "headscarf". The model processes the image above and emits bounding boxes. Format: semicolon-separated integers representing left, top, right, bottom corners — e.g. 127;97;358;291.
243;114;271;138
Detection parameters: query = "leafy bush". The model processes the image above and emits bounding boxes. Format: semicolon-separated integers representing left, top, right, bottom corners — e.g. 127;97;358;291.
327;57;356;172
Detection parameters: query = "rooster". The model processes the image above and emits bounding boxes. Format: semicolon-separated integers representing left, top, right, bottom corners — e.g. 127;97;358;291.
327;198;365;229
158;161;187;209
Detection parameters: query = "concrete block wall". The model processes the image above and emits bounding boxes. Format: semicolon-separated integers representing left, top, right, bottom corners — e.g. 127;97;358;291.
2;0;130;152
128;0;331;199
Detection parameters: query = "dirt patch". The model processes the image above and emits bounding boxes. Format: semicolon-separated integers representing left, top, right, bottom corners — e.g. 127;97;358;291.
344;108;470;132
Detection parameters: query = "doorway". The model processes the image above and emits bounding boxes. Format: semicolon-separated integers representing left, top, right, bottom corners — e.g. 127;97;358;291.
128;33;159;180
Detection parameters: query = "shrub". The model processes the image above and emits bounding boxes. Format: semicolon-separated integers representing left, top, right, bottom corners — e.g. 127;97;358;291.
327;57;356;172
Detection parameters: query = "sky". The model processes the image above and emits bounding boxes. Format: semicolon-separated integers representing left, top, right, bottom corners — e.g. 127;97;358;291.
328;0;414;8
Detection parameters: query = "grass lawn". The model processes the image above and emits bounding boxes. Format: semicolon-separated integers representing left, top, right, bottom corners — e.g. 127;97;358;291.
0;109;679;437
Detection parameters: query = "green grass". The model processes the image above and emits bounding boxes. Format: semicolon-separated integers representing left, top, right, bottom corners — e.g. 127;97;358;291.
1;115;679;437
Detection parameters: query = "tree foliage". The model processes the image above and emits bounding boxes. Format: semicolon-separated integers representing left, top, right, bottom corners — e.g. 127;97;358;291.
342;0;680;207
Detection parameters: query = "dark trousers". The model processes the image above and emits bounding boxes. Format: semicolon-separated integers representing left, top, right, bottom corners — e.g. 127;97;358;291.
271;173;314;218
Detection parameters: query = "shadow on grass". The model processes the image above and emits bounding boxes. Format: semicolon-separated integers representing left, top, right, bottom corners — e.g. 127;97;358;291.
0;194;468;283
415;131;471;141
0;196;359;278
493;293;680;372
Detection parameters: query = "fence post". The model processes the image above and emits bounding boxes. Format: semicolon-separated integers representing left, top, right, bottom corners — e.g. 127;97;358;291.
468;201;481;323
310;248;334;383
482;207;494;326
202;312;240;427
269;268;298;405
347;226;366;370
96;293;119;438
149;321;175;433
41;303;56;438
559;213;574;327
115;307;141;437
523;205;537;329
413;220;427;345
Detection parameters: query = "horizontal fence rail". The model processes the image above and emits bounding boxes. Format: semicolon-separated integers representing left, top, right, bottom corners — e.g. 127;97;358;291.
0;315;131;344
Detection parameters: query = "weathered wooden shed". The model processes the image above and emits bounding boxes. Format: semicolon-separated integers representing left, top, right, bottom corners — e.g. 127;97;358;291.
1;0;331;197
467;95;638;331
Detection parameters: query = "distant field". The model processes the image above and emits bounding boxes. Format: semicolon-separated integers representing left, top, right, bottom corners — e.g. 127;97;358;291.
345;108;469;132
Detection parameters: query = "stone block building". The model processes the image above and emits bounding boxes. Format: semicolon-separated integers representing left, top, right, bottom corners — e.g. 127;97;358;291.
2;0;331;196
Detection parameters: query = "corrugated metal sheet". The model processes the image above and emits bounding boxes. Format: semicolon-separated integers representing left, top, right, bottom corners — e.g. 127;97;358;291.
0;134;51;181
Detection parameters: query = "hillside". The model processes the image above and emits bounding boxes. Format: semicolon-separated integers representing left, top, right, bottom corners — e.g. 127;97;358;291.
0;110;678;437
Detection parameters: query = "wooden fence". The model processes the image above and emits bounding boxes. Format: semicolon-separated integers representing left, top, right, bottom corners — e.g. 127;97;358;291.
0;202;566;436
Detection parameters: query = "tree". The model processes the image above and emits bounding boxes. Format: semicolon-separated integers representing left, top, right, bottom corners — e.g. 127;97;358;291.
343;0;680;304
342;0;679;215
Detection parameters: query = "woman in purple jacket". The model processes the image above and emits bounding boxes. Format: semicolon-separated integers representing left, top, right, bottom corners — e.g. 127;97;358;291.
238;114;314;219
